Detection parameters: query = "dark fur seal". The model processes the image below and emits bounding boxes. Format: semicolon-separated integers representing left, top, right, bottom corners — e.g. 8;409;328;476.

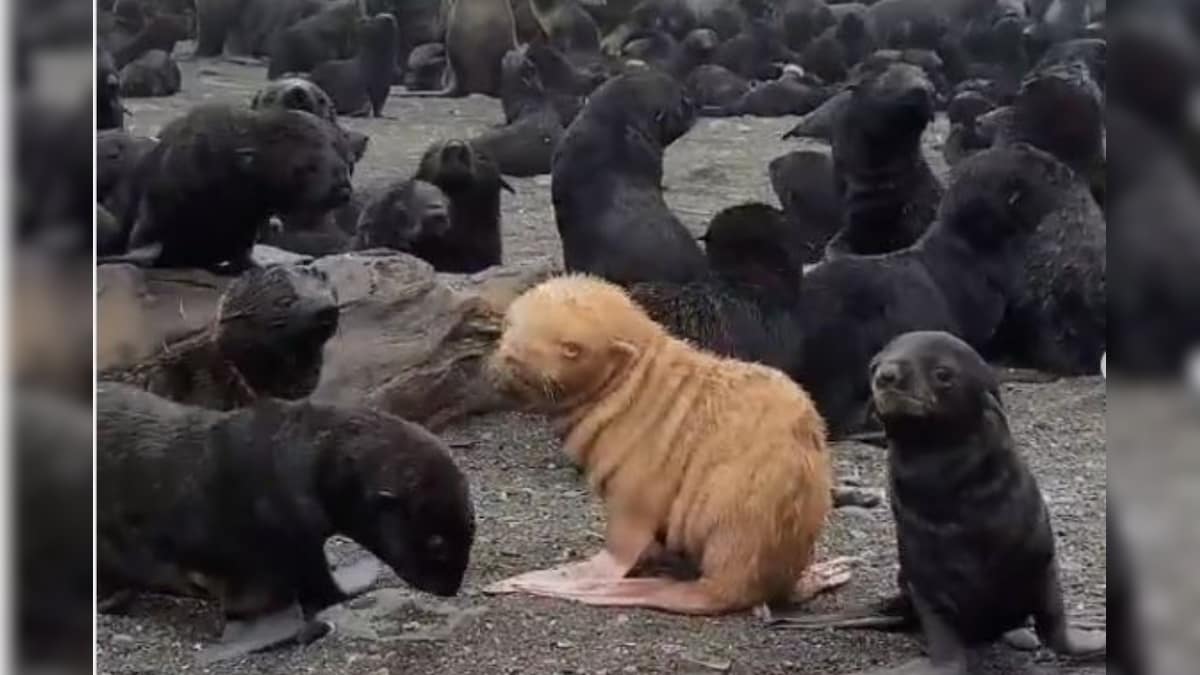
412;139;513;272
530;0;601;54
398;0;518;97
309;12;399;117
826;61;941;258
98;48;125;130
794;144;1073;436
471;46;564;177
100;265;339;409
685;64;751;110
403;42;447;91
768;147;841;264
266;0;363;79
701;65;831;118
97;130;159;248
551;70;706;284
249;77;373;161
195;0;325;57
119;50;183;98
111;12;192;69
109;104;354;272
770;331;1106;673
351;179;451;252
982;64;1106;375
97;382;475;659
628;202;804;372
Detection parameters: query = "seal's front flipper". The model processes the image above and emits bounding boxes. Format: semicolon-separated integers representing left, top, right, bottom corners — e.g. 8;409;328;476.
332;556;381;596
197;604;311;665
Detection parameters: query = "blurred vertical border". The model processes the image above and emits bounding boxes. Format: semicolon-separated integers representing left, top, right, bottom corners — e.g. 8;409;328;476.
11;0;95;672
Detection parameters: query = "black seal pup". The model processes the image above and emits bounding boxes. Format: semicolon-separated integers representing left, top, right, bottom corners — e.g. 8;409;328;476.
266;0;363;79
100;265;339;410
768;147;841;264
701;65;831;118
97;383;475;661
350;179;451;253
628;202;805;372
529;0;601;54
413;139;513;272
470;45;564;177
105;104;354;272
309;12;400;117
551;70;706;284
397;0;517;97
769;331;1106;673
794;143;1072;436
826;61;941;258
98;48;125;130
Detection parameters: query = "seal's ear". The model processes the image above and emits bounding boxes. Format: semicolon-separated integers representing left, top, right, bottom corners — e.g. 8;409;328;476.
500;177;515;194
610;338;639;361
983;388;1005;414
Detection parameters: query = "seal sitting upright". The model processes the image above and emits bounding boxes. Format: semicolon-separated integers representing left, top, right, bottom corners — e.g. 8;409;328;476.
770;331;1106;673
483;275;855;614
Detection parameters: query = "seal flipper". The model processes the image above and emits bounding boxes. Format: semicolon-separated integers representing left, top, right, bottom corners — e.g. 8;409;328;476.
1033;558;1107;659
197;603;318;665
331;556;381;596
765;591;914;629
96;242;163;267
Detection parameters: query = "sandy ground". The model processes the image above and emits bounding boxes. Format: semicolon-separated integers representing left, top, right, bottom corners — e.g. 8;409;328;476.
98;56;1107;675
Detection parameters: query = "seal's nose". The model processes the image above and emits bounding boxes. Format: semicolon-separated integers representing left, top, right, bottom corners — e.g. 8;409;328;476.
874;362;904;389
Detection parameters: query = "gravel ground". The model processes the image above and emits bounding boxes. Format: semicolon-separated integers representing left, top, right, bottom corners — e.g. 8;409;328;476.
98;56;1107;675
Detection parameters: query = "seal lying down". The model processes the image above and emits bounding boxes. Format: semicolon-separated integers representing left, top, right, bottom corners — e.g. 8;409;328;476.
96;383;475;663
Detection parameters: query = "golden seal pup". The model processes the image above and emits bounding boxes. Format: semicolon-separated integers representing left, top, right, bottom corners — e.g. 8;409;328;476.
484;274;853;614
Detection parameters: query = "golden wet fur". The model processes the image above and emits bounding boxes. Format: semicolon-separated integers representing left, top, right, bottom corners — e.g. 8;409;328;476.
490;274;833;611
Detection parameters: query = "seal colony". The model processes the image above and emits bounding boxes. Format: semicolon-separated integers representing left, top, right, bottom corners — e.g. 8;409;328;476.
93;0;1112;671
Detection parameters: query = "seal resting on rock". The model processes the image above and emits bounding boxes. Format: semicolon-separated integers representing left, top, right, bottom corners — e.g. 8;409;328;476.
99;265;339;410
97;382;475;662
768;331;1106;673
106;104;354;272
552;70;706;284
483;275;854;614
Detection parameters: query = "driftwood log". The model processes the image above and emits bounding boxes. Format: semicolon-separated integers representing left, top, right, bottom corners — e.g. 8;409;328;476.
97;250;554;428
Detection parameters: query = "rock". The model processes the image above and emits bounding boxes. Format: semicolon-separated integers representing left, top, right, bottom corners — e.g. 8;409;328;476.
97;253;556;428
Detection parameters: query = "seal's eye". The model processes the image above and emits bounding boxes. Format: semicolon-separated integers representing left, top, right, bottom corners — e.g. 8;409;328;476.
562;342;583;360
427;535;446;551
932;366;955;385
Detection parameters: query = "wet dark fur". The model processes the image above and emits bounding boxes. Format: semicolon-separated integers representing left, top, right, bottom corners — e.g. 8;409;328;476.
119;50;183;98
350;179;451;254
309;13;399;116
551;70;706;284
866;330;1103;667
702;68;830;118
98;48;125;130
100;266;339;409
116;104;354;271
250;78;371;256
470;46;564;177
97;130;159;253
266;0;362;79
796;144;1072;436
826;61;942;258
412;139;511;272
628;203;805;374
684;64;750;109
97;383;475;623
983;67;1106;375
768;147;841;265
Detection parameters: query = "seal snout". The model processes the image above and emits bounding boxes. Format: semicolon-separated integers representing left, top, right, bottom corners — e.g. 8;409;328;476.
872;361;907;391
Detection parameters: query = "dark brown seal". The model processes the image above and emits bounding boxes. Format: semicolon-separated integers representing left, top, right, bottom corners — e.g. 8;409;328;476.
99;265;339;410
97;382;475;661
